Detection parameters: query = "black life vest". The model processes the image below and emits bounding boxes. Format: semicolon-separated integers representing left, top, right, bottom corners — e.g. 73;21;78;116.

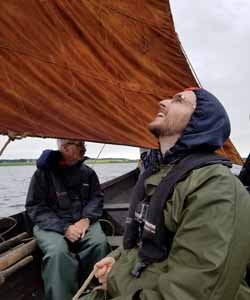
49;166;90;213
123;152;231;277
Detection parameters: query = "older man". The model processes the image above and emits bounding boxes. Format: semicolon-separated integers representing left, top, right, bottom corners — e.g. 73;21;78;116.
91;88;250;300
26;139;109;300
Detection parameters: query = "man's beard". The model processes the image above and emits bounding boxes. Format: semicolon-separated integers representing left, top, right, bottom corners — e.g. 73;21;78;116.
148;122;161;138
148;119;177;138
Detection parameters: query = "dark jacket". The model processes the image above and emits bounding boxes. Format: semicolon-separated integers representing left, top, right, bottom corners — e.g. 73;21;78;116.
107;163;250;300
25;151;104;234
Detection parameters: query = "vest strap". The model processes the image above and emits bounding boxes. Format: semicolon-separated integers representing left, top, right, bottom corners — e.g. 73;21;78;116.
124;152;231;277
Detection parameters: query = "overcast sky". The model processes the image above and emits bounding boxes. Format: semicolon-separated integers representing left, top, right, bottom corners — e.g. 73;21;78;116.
1;0;249;160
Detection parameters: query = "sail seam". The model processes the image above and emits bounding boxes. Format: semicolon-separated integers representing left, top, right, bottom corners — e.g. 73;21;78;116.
0;45;169;97
90;2;170;29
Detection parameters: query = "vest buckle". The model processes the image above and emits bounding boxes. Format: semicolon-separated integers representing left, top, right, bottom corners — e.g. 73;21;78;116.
131;261;148;278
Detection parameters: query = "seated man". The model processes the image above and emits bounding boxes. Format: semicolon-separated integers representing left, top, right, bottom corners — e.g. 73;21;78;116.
90;88;250;300
25;139;109;300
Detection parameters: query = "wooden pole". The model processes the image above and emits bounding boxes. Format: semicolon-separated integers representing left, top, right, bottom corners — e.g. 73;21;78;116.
0;256;33;285
0;240;36;271
72;269;96;300
0;232;28;254
0;243;25;258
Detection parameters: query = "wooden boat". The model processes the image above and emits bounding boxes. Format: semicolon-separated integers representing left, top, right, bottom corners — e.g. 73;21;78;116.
0;169;139;300
0;1;244;299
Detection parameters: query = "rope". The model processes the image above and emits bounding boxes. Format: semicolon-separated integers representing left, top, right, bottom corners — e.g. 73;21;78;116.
90;144;106;169
0;138;12;157
0;217;17;242
0;131;28;157
177;33;203;88
99;219;115;236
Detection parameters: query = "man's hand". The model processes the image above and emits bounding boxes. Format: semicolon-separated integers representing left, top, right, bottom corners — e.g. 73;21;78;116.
94;257;115;290
74;218;90;239
64;224;82;242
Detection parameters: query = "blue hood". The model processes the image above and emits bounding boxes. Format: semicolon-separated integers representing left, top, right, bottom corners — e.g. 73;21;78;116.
36;150;63;170
164;88;231;163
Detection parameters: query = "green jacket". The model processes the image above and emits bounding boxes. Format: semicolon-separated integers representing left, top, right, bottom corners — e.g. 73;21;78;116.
106;164;250;300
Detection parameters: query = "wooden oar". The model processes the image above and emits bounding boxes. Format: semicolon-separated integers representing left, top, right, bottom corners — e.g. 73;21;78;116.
0;232;28;254
0;255;33;285
0;240;36;271
0;243;25;258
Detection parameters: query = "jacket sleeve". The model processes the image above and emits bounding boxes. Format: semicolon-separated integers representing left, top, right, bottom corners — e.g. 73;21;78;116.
155;169;241;300
81;168;104;222
108;166;250;300
25;170;70;234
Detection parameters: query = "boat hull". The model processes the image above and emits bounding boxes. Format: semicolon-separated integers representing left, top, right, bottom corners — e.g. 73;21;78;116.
0;169;138;300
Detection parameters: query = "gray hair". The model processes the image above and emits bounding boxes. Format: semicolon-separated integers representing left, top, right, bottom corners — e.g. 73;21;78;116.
57;139;85;150
57;139;76;150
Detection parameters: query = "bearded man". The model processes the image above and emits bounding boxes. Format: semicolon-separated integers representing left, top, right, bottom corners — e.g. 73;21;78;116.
88;88;250;300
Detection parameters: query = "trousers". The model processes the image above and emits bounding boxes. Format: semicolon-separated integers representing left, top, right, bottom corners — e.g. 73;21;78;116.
33;222;109;300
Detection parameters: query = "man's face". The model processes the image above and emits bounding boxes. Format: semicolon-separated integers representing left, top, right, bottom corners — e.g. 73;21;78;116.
62;141;86;164
148;91;197;138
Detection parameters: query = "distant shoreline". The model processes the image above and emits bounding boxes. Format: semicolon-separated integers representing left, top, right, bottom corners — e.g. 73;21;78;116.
0;159;138;167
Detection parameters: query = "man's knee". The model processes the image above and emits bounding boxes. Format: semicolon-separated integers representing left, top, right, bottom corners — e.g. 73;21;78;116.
44;239;70;259
92;235;108;250
89;230;109;253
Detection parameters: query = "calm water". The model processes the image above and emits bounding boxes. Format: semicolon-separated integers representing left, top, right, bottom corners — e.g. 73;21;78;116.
0;163;137;217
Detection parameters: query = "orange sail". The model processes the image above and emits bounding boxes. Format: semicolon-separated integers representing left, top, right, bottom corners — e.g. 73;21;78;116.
0;1;242;164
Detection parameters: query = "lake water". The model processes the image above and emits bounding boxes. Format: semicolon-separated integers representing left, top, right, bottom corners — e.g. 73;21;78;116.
0;163;137;217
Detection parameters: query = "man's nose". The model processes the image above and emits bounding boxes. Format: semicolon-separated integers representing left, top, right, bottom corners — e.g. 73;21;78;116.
159;99;171;108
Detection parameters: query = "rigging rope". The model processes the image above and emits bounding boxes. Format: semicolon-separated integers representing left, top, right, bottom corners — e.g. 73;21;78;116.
99;218;115;236
0;138;12;157
0;131;28;157
90;144;106;169
177;33;203;88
